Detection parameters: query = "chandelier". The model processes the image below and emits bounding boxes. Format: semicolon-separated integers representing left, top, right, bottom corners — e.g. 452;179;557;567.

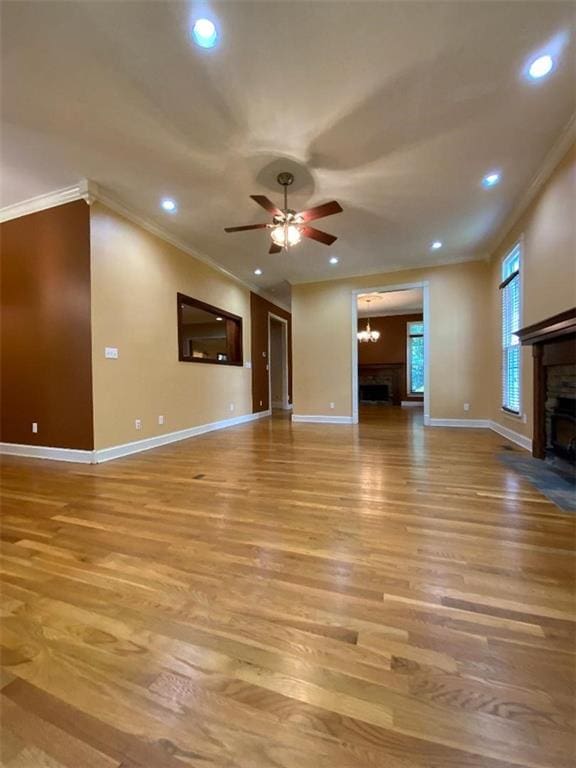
357;299;380;343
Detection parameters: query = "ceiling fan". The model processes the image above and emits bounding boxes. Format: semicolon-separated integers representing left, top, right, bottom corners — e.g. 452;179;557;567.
224;171;343;253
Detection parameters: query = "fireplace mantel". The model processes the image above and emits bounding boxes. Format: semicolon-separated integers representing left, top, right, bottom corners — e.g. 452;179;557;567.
517;308;576;459
516;307;576;346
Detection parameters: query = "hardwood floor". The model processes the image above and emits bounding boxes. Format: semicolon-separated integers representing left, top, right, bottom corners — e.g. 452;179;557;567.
1;407;575;768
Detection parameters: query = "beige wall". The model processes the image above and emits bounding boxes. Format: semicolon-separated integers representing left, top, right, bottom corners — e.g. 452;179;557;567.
293;260;491;420
489;142;576;441
90;203;252;450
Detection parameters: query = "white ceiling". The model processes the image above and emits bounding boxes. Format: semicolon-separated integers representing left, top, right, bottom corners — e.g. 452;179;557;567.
2;1;575;306
358;289;423;318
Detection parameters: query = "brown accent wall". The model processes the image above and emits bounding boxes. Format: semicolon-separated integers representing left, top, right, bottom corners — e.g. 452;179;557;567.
0;201;94;449
357;313;423;400
250;293;292;413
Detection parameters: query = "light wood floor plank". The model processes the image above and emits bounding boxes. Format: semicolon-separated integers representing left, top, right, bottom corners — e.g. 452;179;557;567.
1;407;574;767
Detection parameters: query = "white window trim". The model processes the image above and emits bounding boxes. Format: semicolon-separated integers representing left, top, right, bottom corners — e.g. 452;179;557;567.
500;240;523;418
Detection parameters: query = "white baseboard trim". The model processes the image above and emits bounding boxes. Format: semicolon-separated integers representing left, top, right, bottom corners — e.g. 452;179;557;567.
292;414;355;424
0;411;271;465
428;418;490;428
426;417;531;451
489;420;532;452
401;401;424;407
0;443;94;463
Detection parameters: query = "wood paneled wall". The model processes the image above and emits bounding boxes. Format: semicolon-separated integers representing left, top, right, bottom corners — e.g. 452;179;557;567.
357;313;423;401
0;201;94;449
250;293;292;413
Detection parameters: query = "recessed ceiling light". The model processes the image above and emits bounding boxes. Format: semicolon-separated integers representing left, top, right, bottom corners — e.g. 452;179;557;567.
329;256;339;265
482;172;501;188
161;198;177;213
215;316;223;321
254;268;262;276
192;18;218;48
431;241;442;251
528;54;554;80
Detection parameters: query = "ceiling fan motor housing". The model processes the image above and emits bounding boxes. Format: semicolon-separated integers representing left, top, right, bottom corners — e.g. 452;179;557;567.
276;171;295;187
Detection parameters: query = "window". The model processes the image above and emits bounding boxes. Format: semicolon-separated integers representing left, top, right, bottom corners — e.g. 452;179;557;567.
177;293;243;365
407;321;424;394
500;243;521;413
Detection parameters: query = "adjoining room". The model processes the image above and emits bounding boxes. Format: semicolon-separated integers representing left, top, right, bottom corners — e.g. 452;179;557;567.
356;288;424;424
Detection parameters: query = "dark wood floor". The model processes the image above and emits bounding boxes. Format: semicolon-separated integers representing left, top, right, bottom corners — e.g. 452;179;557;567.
1;407;575;767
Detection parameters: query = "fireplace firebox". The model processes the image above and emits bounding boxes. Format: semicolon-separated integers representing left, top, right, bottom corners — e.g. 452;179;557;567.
358;364;401;405
549;396;576;463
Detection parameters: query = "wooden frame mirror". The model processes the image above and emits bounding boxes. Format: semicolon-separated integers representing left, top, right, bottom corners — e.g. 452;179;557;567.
177;293;243;366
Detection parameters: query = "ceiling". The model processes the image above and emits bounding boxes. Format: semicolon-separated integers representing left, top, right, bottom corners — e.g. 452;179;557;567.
358;289;423;318
2;2;574;306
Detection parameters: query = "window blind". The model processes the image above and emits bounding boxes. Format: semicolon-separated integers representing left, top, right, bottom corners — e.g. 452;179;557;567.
500;244;521;413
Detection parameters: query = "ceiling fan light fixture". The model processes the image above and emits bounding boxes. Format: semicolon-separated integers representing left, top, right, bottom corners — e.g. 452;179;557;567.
224;171;342;253
271;223;301;248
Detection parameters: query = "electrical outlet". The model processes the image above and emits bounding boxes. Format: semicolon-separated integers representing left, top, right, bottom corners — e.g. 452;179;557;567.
229;403;235;412
245;361;252;369
259;400;263;407
158;415;165;425
135;419;142;430
32;422;38;433
522;413;527;424
105;347;119;359
463;403;470;412
329;402;335;410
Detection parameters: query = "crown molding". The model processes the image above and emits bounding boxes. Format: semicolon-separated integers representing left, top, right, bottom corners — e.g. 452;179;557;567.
92;182;264;295
291;253;483;286
92;182;290;311
485;112;576;261
0;179;290;312
0;179;95;223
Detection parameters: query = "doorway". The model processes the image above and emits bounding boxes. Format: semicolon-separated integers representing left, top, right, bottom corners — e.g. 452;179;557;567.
268;314;290;411
352;282;429;424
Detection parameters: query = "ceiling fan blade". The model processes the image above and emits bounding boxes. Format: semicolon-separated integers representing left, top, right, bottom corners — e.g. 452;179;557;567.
298;200;343;222
250;195;282;216
224;223;269;233
269;242;283;254
301;226;338;246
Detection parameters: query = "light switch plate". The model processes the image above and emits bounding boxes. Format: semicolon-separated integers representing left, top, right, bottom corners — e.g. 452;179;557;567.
105;347;119;359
